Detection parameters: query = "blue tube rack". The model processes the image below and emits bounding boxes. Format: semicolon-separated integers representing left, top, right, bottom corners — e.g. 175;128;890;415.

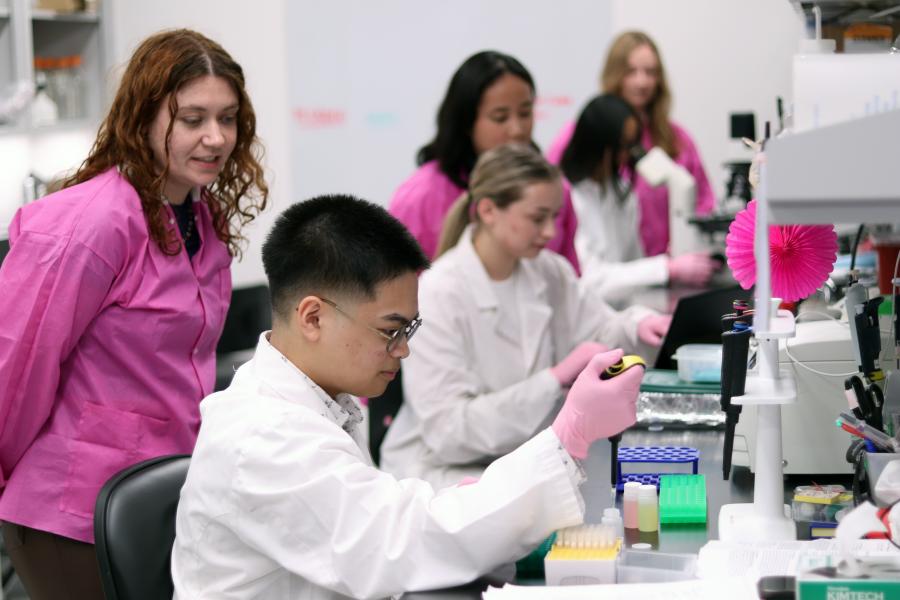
616;446;700;492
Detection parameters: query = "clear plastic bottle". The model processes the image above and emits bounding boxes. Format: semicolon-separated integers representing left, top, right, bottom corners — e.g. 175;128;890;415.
637;484;658;533
31;71;58;127
60;55;85;119
603;507;623;539
623;481;640;529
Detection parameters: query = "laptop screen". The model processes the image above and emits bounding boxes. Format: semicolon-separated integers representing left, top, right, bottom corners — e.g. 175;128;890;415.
654;285;753;370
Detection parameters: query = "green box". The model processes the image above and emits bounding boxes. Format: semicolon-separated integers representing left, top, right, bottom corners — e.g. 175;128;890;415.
659;474;707;524
797;579;900;600
797;560;900;600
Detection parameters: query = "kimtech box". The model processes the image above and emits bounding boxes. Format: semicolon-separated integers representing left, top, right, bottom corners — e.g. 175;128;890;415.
796;558;900;600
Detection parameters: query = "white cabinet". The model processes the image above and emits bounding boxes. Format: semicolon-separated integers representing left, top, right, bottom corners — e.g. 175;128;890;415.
0;0;111;133
0;0;112;240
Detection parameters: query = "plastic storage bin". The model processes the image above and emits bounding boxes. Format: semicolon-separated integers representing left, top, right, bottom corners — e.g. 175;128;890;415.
616;550;697;583
791;484;852;538
673;344;722;383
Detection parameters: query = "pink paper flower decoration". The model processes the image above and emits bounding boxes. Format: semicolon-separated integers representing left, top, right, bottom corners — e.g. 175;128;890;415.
725;200;837;302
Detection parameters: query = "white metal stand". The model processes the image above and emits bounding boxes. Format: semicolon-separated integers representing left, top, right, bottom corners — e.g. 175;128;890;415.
718;160;798;542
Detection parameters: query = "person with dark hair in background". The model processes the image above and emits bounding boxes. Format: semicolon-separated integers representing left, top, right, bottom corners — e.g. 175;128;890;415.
547;30;716;260
389;50;581;271
561;94;716;306
172;194;640;599
0;29;267;599
380;144;668;489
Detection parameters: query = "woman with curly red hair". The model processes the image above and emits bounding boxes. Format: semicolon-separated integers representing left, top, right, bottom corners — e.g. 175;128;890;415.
0;29;267;598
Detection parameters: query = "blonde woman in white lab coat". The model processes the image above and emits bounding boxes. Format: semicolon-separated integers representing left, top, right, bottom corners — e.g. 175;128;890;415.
380;144;670;489
561;95;718;307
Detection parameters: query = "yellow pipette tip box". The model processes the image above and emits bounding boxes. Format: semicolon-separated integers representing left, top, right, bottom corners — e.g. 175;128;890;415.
544;539;621;585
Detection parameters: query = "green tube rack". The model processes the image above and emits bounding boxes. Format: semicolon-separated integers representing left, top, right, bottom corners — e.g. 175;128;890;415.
659;474;707;524
515;532;556;579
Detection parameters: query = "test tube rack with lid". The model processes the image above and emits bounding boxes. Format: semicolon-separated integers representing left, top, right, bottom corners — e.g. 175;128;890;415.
615;446;700;492
659;474;708;525
544;524;621;586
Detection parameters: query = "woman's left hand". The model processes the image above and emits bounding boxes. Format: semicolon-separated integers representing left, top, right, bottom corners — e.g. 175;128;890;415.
637;314;672;347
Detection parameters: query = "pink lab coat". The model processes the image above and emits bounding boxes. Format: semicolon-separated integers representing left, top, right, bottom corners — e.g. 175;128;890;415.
388;160;581;273
547;120;715;257
0;168;231;543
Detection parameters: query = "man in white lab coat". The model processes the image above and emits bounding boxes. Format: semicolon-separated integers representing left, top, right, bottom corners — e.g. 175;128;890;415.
171;194;642;599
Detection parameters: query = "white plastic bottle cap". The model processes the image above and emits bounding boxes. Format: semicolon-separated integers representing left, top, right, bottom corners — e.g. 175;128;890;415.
603;507;621;519
623;481;641;498
638;484;657;500
632;542;652;550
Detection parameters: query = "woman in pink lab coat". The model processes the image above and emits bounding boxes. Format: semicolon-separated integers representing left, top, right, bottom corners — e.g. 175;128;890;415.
389;50;580;272
0;29;267;599
547;30;715;258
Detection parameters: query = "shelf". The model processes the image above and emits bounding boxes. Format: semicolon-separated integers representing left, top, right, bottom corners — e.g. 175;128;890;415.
766;109;900;224
31;9;99;23
29;118;95;134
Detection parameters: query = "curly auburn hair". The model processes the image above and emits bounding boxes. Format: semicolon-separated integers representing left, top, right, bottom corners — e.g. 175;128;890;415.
63;29;268;257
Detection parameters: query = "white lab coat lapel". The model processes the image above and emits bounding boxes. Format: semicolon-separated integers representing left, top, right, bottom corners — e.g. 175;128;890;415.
456;227;520;347
517;260;553;373
456;226;554;372
247;334;372;463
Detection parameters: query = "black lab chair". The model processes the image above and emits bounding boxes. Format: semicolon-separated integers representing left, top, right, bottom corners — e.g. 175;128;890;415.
368;369;404;467
94;455;191;600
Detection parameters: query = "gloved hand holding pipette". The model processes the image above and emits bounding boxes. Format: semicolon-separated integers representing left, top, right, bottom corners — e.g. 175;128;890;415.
552;349;643;459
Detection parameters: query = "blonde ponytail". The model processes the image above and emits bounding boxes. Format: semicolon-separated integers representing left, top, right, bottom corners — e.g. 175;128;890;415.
435;144;560;257
435;192;474;258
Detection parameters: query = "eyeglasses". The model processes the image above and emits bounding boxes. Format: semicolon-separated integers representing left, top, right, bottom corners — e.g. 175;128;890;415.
319;297;422;354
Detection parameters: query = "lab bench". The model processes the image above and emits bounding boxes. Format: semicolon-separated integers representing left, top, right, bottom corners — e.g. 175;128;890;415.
402;428;852;598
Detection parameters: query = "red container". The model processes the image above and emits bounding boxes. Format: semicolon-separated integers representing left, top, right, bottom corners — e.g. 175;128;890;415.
875;242;900;294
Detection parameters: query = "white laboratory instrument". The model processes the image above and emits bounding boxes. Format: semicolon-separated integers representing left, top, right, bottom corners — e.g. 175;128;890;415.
635;147;703;256
733;318;895;476
718;9;900;538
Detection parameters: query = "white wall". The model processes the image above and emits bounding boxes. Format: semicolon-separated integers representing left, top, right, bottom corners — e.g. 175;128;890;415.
109;0;291;287
4;0;806;289
612;0;801;198
0;122;95;242
287;0;612;208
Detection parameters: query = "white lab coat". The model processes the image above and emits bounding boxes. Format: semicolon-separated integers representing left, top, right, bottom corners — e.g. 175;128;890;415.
171;333;585;600
571;179;669;307
380;226;653;489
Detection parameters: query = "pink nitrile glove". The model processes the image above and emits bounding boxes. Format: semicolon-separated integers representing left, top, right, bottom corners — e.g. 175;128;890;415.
551;349;642;459
550;341;609;387
457;476;479;487
668;252;718;286
637;314;672;347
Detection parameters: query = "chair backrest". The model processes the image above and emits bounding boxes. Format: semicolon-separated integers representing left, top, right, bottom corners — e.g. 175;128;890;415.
216;284;271;355
368;368;404;466
94;455;190;600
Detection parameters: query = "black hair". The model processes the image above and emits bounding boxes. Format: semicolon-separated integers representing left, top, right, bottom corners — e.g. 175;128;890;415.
417;50;536;189
560;94;641;197
262;194;430;320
